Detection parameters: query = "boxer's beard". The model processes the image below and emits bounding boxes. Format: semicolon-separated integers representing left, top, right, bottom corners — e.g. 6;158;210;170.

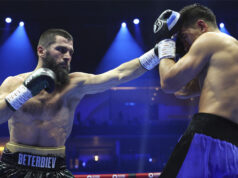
42;52;70;89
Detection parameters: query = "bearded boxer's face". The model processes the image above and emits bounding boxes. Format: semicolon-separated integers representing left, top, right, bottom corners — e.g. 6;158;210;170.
42;35;74;88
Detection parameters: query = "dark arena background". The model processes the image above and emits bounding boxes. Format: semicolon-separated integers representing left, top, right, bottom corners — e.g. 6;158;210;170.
0;0;237;177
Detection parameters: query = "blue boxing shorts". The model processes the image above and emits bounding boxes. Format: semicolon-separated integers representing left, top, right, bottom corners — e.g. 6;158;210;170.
160;113;238;178
0;142;74;178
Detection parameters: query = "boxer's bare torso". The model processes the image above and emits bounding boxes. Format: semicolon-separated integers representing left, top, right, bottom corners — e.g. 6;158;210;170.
0;59;146;148
198;32;238;123
0;34;147;149
2;73;83;147
160;31;238;124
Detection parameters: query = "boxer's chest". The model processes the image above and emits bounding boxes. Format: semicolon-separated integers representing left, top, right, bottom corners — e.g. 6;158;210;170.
19;91;69;120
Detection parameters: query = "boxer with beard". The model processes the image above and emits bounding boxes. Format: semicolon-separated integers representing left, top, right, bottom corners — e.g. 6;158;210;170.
0;28;164;177
42;51;70;88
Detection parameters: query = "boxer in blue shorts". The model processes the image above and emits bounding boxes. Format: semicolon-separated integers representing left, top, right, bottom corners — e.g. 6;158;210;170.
155;3;238;177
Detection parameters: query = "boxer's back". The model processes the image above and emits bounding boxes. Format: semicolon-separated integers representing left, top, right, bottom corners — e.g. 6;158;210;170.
199;32;238;123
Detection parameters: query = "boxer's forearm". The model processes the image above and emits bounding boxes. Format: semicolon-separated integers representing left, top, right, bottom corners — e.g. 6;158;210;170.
159;58;177;92
109;48;158;85
80;58;149;95
115;58;147;84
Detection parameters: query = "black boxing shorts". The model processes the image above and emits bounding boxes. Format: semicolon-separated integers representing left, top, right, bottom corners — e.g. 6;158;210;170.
0;142;74;178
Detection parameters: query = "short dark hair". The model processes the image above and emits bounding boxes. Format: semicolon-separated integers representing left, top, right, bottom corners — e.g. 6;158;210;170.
179;3;217;28
37;28;73;48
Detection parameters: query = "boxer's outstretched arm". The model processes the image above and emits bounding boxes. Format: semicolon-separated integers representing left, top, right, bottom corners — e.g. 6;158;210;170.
0;77;16;124
77;58;147;95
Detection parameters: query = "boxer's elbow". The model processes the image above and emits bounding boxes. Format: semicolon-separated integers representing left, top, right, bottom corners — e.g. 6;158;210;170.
161;83;175;94
160;78;178;94
116;68;133;84
117;71;130;84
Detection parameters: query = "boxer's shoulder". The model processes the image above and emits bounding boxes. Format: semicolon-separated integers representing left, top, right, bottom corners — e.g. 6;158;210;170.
190;32;225;54
55;72;98;101
69;72;91;78
0;72;33;94
196;32;219;44
204;32;238;54
199;32;232;45
4;72;31;83
51;72;88;101
68;72;94;85
1;75;22;90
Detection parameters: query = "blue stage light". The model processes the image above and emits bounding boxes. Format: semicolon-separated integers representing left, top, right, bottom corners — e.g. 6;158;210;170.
96;20;143;74
121;22;126;27
5;17;12;23
219;22;230;35
219;23;224;28
0;24;37;82
19;21;24;27
133;18;140;25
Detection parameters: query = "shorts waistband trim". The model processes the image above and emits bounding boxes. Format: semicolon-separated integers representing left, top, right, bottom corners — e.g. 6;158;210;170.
6;142;65;157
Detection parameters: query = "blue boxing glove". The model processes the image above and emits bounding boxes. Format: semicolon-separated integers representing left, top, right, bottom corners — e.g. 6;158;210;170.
138;10;181;70
153;10;181;60
154;9;181;43
5;68;56;111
